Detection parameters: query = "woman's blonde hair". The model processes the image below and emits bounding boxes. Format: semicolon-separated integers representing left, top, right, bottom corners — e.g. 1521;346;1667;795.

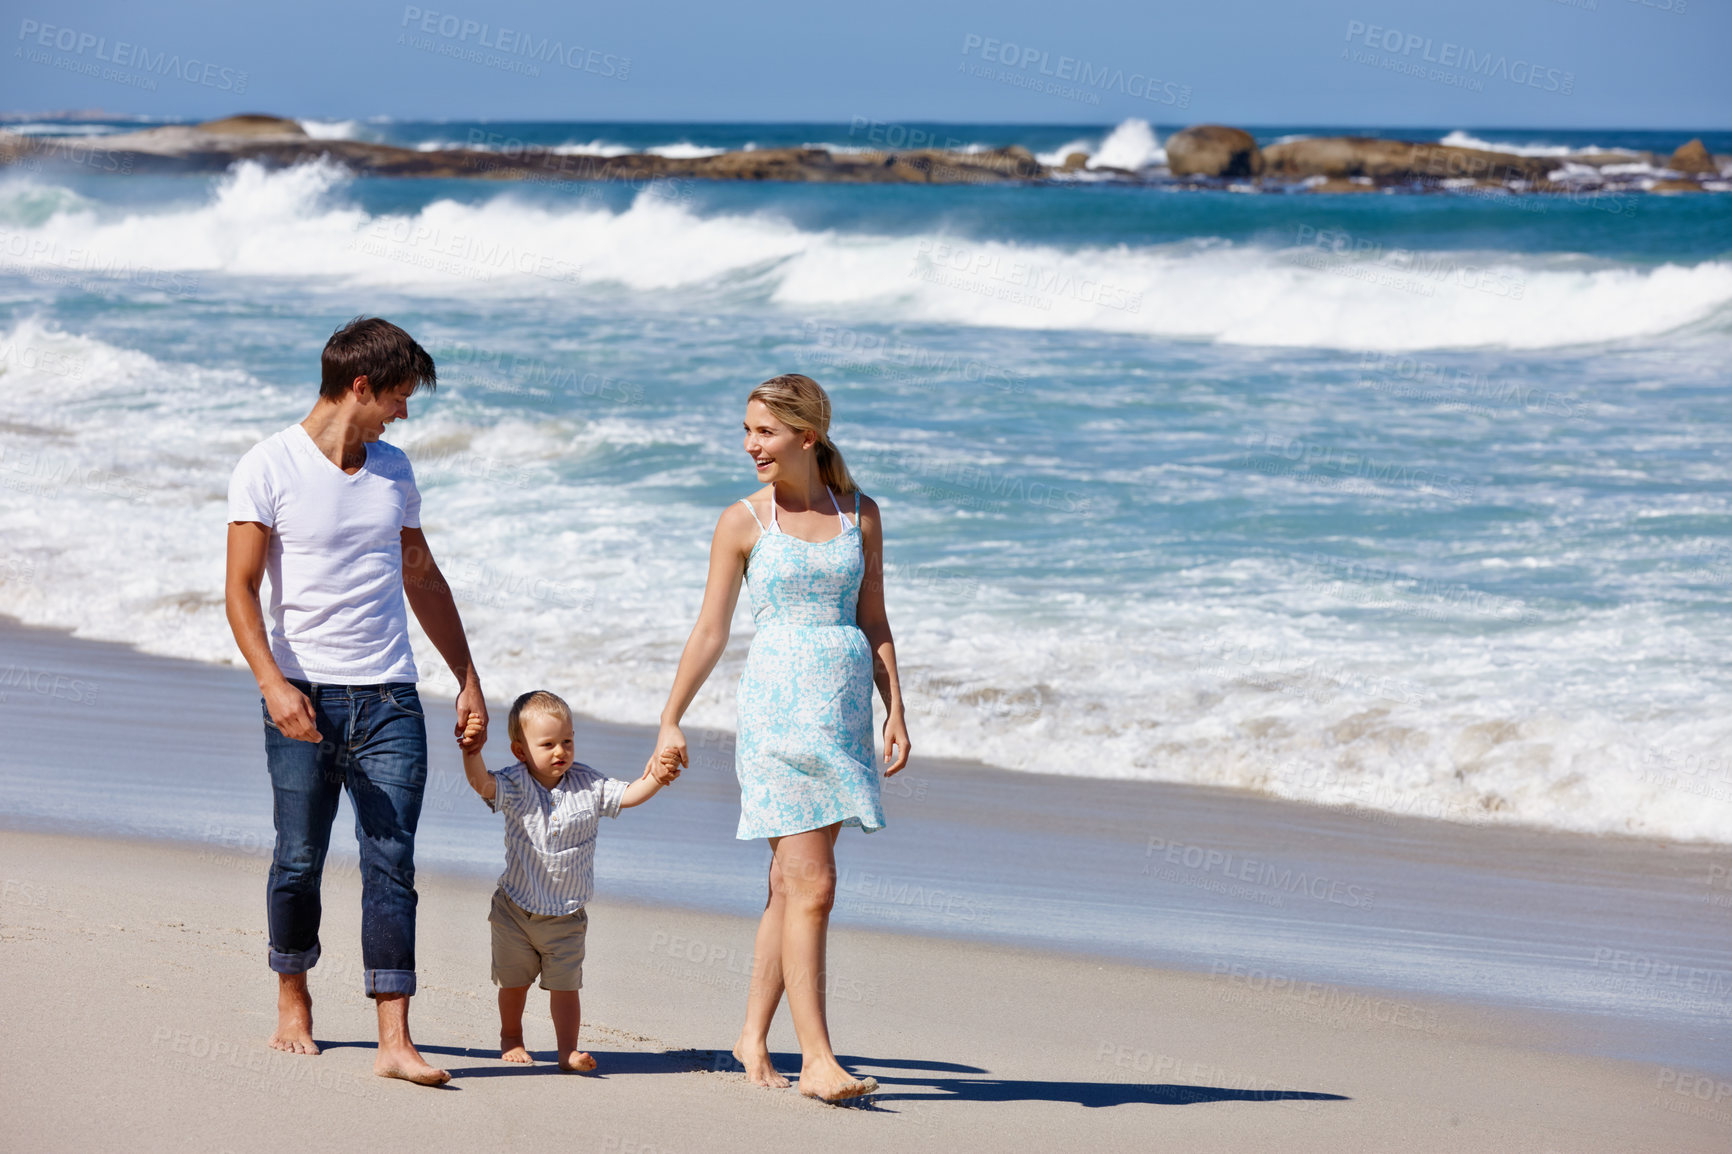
747;373;858;495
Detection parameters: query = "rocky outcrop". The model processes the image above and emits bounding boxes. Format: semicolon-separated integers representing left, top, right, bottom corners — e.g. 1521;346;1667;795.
1668;139;1717;175
0;116;1045;185
1165;125;1262;177
1262;136;1558;182
2;115;1724;197
191;114;307;138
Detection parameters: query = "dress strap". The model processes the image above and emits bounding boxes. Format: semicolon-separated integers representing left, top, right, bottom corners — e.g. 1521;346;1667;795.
739;496;765;530
768;489;780;532
827;487;849;533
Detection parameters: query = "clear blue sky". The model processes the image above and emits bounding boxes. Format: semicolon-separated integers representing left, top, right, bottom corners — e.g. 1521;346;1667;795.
3;0;1726;127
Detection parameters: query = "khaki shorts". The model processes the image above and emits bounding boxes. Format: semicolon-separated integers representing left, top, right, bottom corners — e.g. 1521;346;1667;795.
488;886;588;991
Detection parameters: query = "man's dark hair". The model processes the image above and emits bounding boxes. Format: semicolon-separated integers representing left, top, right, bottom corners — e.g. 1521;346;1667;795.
319;316;437;401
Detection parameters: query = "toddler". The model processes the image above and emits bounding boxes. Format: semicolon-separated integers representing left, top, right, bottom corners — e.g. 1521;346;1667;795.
461;689;679;1070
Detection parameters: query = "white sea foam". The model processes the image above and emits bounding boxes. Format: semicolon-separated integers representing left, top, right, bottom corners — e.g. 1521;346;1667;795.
1034;137;1096;166
1032;120;1165;170
3;122;126;137
1088;119;1165;170
1;163;1729;356
0;316;1728;844
1438;130;1628;159
300;119;365;141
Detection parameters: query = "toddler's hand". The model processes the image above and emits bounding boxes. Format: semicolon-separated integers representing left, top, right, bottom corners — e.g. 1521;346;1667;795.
458;715;486;753
651;746;682;785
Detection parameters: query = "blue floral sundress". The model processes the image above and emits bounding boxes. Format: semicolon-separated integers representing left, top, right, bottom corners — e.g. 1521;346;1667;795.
734;486;884;840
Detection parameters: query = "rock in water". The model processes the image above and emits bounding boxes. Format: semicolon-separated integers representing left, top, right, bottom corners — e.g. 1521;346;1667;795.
1261;136;1556;182
1668;139;1716;175
1165;125;1263;177
192;115;308;138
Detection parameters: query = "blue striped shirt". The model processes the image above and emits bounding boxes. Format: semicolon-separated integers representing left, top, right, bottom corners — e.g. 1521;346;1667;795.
487;761;627;916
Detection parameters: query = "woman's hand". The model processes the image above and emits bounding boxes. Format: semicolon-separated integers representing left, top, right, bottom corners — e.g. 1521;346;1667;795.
654;721;689;774
882;711;911;776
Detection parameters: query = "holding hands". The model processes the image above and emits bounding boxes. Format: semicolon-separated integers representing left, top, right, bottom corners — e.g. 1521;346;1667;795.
459;713;486;752
646;744;683;786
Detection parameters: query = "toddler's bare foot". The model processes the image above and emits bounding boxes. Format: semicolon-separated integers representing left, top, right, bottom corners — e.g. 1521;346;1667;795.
733;1039;791;1088
269;974;319;1055
558;1050;597;1072
374;1041;451;1086
500;1036;531;1063
798;1056;877;1103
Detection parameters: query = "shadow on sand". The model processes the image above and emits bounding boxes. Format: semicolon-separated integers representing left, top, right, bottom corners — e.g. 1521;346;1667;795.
316;1042;1349;1108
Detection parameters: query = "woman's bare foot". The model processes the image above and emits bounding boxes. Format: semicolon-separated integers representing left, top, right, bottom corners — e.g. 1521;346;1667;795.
798;1056;878;1102
500;1036;531;1063
558;1050;597;1072
733;1039;792;1088
374;1042;451;1086
269;974;319;1055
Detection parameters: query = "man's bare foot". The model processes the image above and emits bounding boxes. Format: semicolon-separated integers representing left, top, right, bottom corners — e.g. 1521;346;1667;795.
501;1036;531;1064
269;975;319;1055
798;1056;878;1102
374;1043;451;1086
733;1040;791;1089
558;1050;597;1072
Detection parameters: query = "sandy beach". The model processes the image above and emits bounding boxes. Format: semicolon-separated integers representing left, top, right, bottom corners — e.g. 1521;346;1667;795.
1;618;1729;1150
4;827;1727;1153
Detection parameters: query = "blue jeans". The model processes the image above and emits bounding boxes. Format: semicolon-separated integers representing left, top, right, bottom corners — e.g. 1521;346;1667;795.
263;680;427;997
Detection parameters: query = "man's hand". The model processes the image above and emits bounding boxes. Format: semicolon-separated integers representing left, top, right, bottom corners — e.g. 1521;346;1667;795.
456;683;488;752
264;680;321;743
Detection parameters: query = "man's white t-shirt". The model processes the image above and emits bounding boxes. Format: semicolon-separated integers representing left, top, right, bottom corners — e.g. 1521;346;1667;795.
228;424;422;684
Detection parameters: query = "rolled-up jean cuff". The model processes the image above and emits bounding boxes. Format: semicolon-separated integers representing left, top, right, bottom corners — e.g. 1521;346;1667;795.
365;969;417;998
268;942;321;974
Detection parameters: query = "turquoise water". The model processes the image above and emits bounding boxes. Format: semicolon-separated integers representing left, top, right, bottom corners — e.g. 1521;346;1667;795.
1;119;1730;841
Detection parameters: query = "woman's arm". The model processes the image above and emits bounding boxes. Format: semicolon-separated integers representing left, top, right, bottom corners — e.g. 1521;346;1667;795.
621;749;683;809
855;494;911;775
653;503;756;768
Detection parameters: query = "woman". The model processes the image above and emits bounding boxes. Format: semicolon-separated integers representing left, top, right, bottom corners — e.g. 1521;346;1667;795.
652;373;911;1102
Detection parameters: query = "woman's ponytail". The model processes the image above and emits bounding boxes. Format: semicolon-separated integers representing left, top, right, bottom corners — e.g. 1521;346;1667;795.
748;374;859;495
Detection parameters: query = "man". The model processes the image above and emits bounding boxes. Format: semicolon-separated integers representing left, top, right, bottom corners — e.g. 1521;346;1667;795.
225;316;486;1086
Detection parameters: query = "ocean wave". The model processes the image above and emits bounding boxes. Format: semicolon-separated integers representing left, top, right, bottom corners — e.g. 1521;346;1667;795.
1;317;1730;843
1089;118;1165;169
1032;119;1165;170
1;162;1729;352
